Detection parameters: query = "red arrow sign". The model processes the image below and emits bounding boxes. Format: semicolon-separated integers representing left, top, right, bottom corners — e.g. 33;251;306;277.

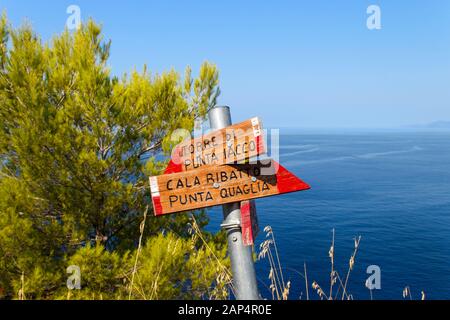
149;159;310;216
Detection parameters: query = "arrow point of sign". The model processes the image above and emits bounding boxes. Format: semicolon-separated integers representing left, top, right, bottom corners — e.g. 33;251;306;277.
274;160;311;194
164;159;183;174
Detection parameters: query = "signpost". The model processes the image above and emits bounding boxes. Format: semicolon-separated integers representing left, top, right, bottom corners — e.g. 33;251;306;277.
149;105;310;300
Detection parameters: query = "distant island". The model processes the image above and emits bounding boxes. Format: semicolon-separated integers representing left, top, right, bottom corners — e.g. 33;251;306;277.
424;121;450;129
407;121;450;129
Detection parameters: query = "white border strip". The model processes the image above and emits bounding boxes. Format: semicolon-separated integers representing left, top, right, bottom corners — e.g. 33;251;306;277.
251;117;261;137
149;176;160;196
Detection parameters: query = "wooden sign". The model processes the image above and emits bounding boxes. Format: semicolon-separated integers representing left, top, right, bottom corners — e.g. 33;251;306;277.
165;117;265;174
149;159;310;216
241;200;259;246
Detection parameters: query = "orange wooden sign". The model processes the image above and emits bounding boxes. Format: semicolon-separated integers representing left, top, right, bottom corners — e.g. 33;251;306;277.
149;159;310;216
165;117;265;173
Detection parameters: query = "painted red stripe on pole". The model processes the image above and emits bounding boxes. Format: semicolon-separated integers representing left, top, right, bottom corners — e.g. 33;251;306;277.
241;200;259;246
241;200;252;245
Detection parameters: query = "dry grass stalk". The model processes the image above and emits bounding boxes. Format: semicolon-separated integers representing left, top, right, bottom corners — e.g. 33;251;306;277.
149;260;164;300
304;262;309;300
402;286;426;300
403;286;412;300
260;230;283;299
340;235;361;300
267;245;282;299
128;205;148;300
190;214;235;298
329;228;335;299
282;281;291;300
18;271;25;300
258;226;289;300
333;270;350;300
267;226;286;292
310;232;360;300
312;281;328;300
365;278;373;300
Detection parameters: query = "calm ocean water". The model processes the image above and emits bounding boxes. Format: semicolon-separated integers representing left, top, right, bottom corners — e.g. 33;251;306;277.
206;131;450;300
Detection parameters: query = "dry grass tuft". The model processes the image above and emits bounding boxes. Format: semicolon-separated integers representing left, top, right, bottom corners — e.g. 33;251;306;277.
258;225;428;300
258;226;289;300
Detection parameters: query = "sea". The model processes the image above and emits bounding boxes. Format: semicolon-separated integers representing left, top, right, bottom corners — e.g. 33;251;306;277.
206;129;450;300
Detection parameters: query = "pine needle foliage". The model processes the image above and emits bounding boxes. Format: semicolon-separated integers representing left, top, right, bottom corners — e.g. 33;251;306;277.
0;14;227;299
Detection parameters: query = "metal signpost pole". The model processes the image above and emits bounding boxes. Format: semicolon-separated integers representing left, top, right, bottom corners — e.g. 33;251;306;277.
208;105;260;300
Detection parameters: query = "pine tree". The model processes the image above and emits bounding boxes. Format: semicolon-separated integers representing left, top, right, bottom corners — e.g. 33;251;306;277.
0;14;228;299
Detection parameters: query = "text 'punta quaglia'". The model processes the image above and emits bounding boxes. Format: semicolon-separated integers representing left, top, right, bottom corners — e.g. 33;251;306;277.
166;166;275;207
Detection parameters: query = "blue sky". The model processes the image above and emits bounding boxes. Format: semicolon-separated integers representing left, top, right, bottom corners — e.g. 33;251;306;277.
1;0;450;128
